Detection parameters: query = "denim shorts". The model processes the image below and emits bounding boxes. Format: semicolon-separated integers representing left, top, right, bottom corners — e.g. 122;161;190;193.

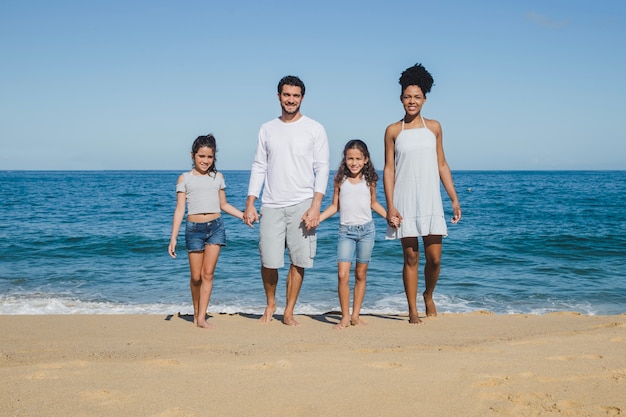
185;217;226;252
337;220;375;264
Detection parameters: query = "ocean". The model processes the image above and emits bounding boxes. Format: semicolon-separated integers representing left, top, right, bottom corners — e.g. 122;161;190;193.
0;170;624;316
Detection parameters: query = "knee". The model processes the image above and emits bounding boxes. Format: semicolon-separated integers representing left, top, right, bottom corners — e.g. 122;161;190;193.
425;256;441;270
403;253;419;267
354;270;367;283
200;270;215;282
337;269;350;283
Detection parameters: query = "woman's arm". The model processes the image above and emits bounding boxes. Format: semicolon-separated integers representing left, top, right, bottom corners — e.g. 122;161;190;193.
383;123;402;226
430;119;462;223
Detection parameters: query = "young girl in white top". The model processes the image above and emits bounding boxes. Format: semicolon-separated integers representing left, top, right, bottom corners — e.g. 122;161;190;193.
168;134;246;329
320;140;388;329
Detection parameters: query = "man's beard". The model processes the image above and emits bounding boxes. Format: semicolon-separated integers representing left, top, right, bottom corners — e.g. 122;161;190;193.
281;103;300;115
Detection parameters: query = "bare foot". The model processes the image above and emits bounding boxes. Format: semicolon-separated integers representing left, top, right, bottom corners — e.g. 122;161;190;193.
409;314;424;324
282;316;301;326
423;293;437;317
333;319;351;330
350;317;368;326
259;305;276;323
196;321;215;329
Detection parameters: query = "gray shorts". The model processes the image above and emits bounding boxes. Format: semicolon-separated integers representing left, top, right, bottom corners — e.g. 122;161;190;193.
259;199;317;269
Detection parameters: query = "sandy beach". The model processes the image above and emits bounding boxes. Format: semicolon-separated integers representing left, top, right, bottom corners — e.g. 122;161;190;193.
1;312;624;417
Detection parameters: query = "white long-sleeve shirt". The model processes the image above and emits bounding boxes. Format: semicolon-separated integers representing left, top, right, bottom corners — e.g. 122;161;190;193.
247;115;330;208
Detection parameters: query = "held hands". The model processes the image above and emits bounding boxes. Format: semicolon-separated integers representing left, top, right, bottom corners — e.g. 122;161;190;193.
386;207;402;228
302;206;321;230
243;205;259;227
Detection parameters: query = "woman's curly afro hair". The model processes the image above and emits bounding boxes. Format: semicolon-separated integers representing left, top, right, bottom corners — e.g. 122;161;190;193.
399;63;434;95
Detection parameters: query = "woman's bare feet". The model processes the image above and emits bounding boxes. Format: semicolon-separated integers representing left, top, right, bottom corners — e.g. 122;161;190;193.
409;314;424;324
423;292;437;317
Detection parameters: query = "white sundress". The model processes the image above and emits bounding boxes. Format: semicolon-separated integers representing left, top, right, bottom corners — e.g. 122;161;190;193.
386;117;448;239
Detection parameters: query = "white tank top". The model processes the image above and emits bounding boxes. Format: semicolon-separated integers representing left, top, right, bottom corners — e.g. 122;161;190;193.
339;178;372;225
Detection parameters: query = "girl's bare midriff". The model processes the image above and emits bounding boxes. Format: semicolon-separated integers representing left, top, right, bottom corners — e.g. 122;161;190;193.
187;213;221;223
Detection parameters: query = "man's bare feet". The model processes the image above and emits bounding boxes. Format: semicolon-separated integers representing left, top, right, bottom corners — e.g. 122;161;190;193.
350;317;368;326
333;319;351;330
409;314;424;324
260;305;276;323
196;321;215;329
282;316;301;326
424;292;437;317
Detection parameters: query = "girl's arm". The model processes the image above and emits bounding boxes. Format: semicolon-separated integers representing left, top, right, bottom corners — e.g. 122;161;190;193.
430;119;461;223
319;183;340;222
168;175;187;258
370;183;388;220
219;189;247;223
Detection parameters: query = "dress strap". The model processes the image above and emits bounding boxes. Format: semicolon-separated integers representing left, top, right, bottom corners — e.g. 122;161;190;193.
401;120;405;130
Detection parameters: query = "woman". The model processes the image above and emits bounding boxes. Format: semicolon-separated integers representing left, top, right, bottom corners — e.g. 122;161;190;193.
383;63;462;324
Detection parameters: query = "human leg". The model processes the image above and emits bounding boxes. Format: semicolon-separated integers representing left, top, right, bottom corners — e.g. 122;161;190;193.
259;206;286;323
401;237;421;324
335;225;356;329
185;221;208;325
283;264;304;326
352;222;374;325
282;200;315;326
196;244;221;328
260;267;278;323
187;251;204;325
351;263;368;325
422;235;443;317
285;199;316;269
335;262;352;329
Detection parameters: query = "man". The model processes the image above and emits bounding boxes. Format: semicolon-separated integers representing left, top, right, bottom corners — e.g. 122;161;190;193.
244;75;330;326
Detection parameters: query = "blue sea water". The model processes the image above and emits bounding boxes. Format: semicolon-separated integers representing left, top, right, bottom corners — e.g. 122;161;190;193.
0;170;624;316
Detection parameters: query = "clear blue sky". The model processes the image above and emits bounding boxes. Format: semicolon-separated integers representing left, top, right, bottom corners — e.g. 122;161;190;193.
1;0;625;171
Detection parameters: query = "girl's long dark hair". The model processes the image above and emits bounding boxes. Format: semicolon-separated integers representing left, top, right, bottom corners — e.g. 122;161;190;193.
334;139;378;187
191;134;218;176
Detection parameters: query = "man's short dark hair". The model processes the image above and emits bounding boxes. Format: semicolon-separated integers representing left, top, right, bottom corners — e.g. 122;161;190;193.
278;75;305;96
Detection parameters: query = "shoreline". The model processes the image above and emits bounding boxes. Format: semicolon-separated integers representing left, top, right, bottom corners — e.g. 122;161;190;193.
2;312;625;416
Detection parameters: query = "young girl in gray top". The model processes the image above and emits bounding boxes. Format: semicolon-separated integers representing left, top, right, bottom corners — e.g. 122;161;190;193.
168;134;246;329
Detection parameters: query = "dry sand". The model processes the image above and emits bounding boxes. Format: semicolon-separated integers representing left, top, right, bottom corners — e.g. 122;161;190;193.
1;312;625;417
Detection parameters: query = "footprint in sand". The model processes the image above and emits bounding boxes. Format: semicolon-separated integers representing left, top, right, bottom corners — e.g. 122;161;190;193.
473;375;510;388
247;360;292;370
365;362;402;369
81;389;128;406
27;361;89;380
143;359;181;367
150;408;200;417
601;406;622;416
546;354;604;361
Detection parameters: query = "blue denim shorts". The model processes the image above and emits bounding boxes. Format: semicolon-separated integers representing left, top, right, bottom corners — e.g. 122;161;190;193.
337;220;375;264
185;217;226;252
